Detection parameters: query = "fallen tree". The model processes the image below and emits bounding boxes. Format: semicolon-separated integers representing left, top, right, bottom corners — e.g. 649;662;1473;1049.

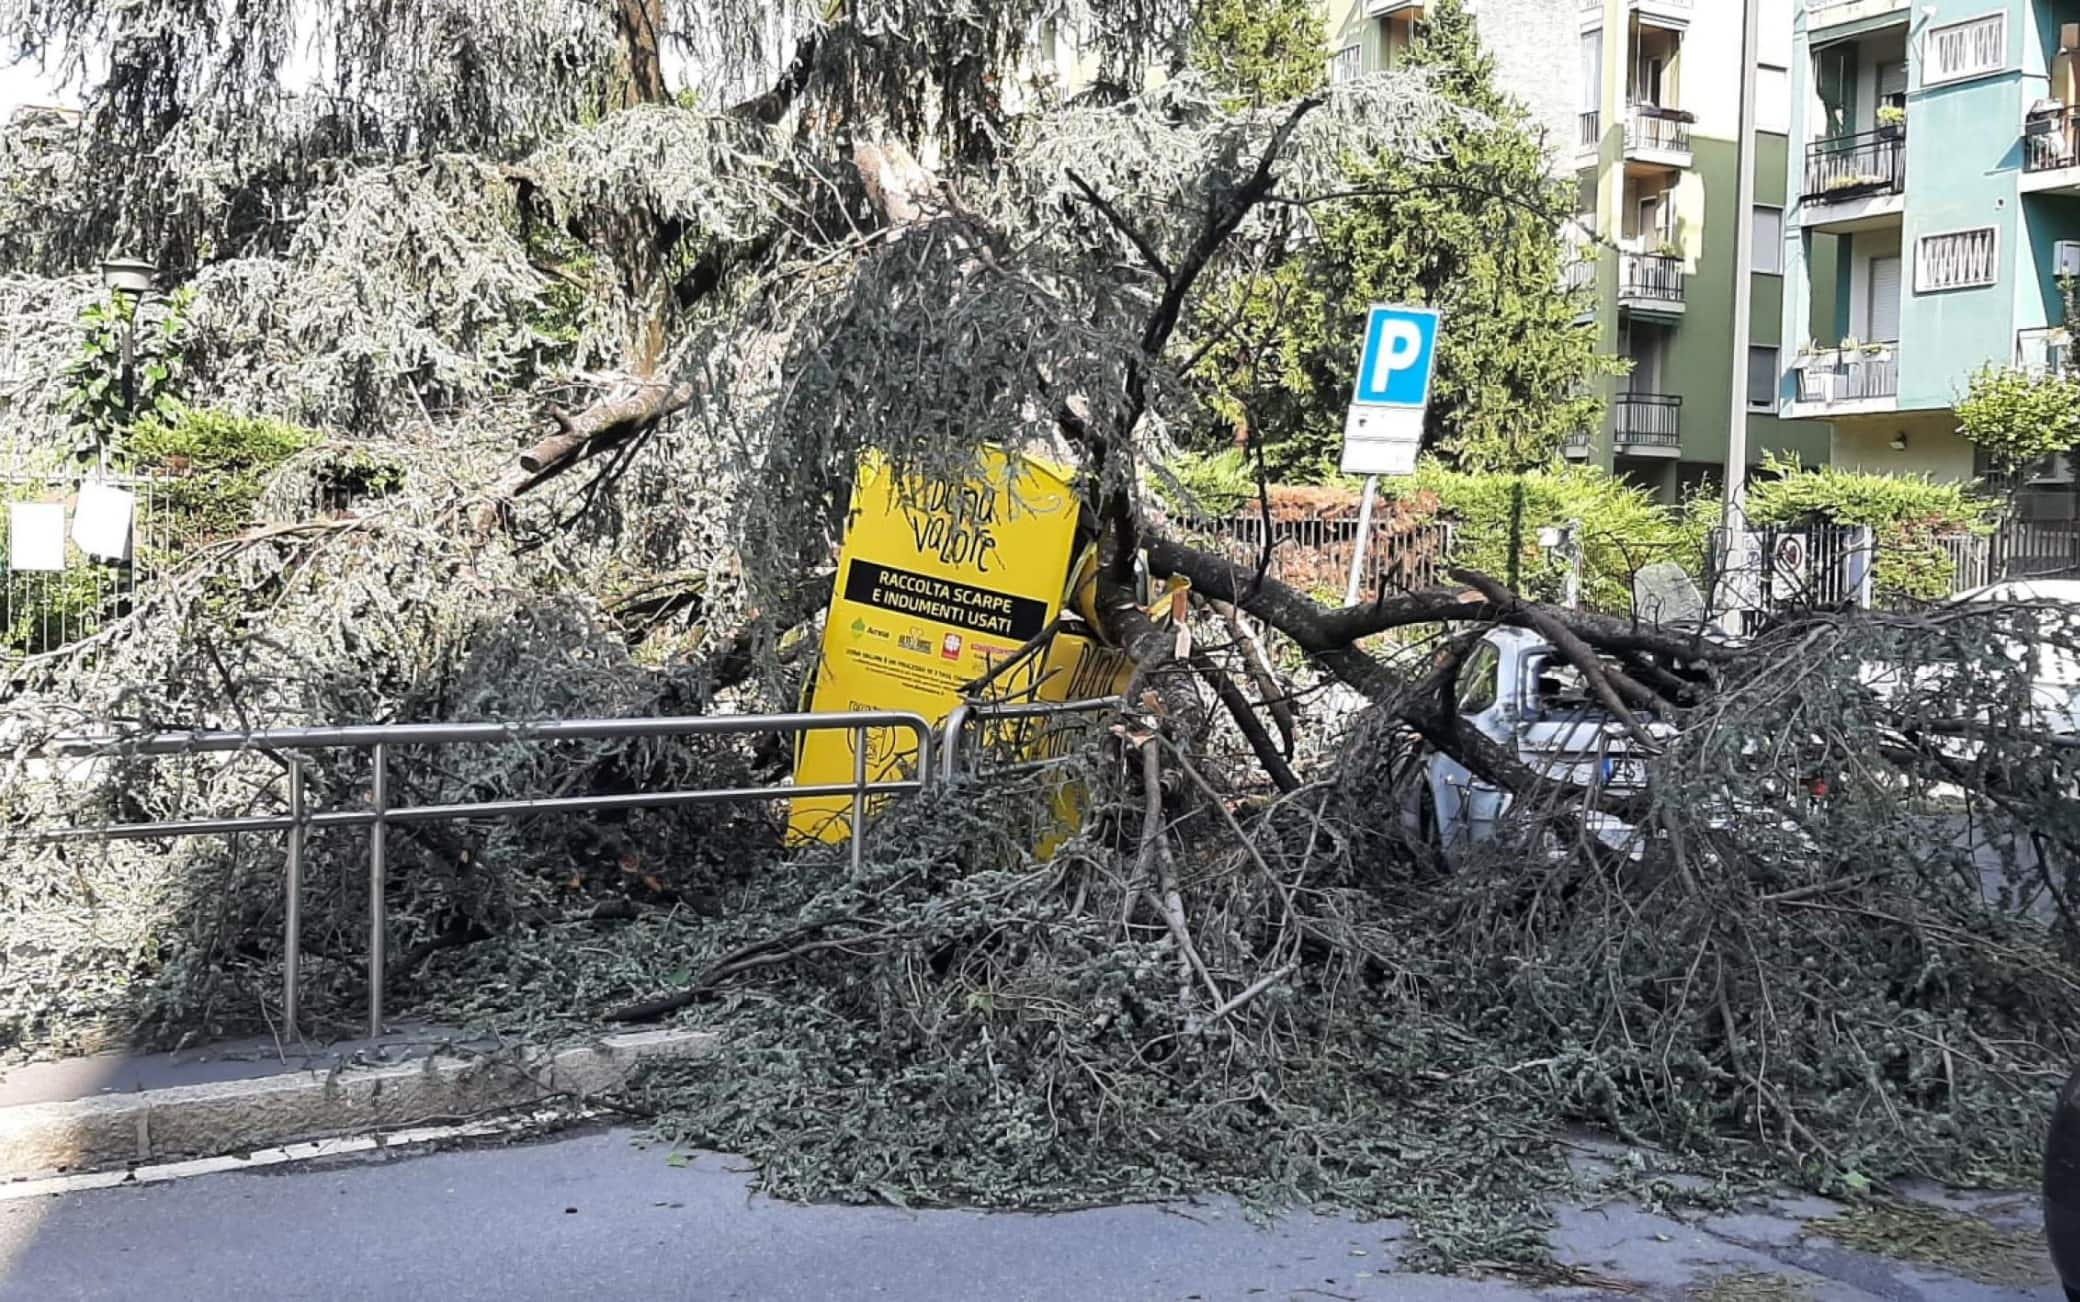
0;0;2076;1273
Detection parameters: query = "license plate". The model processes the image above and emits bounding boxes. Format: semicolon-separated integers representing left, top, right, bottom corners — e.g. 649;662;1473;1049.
1601;757;1647;788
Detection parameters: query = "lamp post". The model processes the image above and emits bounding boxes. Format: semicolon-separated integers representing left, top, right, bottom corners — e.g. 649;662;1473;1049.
97;256;155;474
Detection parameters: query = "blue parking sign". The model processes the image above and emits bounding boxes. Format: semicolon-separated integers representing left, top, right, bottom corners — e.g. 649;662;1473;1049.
1351;305;1440;409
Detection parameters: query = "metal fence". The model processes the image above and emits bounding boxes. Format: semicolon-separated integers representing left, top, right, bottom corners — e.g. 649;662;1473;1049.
1;473;171;659
1169;513;1456;601
15;711;938;1038
1711;525;1876;623
1940;519;2080;592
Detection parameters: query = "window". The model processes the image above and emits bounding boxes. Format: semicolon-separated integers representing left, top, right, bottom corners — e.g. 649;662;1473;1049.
1756;65;1790;135
1329;44;1362;85
1455;643;1499;715
1869;255;1902;339
1915;227;1999;292
1747;347;1779;409
1751;205;1783;274
1925;12;2008;86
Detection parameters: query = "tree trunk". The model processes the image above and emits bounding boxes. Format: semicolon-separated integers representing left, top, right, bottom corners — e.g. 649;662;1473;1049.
612;0;669;109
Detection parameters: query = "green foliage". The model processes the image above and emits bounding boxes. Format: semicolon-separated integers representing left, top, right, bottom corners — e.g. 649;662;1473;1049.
1955;363;2080;477
1746;453;1997;603
58;289;193;466
1406;460;1707;610
1187;0;1326;107
1186;0;1614;479
128;407;319;548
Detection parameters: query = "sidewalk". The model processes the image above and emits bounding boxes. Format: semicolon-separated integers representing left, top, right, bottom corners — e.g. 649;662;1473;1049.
0;1025;716;1180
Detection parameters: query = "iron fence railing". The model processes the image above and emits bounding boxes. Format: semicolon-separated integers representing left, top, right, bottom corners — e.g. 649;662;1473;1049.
1613;393;1682;448
1625;106;1692;155
1579;109;1602;150
1804;129;1906;201
1795;346;1898;404
12;712;939;1037
1619;251;1685;304
1171;514;1456;601
1941;520;2080;591
2025;106;2080;173
1711;525;1877;625
1;473;172;661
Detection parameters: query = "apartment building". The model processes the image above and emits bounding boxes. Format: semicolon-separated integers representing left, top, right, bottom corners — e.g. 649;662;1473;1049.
1776;0;2080;516
1326;0;1832;500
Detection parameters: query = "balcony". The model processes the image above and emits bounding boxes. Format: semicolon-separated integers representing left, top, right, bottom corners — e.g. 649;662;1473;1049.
1579;0;1691;24
1563;431;1592;460
1801;129;1906;226
2017;326;2071;376
1612;393;1682;457
1617;251;1685;318
1367;0;1422;12
2023;105;2080;195
1804;0;1909;36
1624;105;1693;172
1578;109;1601;160
1789;344;1898;417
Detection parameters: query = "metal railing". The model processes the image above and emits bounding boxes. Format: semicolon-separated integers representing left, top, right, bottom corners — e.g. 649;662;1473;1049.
1613;393;1682;449
941;697;1123;782
1170;514;1456;601
1795;346;1898;404
1619;251;1685;304
1625;106;1692;156
2017;325;2071;375
1803;129;1905;201
1;473;172;662
1562;431;1592;458
1579;110;1602;150
2025;106;2080;173
16;711;936;1038
1942;520;2080;590
1712;524;1877;622
1562;255;1598;295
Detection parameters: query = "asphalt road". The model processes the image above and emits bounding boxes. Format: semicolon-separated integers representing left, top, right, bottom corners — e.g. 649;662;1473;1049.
0;1129;1526;1302
1;1125;2062;1302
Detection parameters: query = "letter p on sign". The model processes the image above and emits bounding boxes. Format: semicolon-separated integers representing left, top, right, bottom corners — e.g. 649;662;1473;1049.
1352;305;1439;408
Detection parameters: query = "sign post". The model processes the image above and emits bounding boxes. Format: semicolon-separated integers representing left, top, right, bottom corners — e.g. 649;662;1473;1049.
1339;304;1440;606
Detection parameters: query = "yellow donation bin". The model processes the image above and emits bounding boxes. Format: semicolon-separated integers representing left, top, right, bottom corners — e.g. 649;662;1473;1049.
788;447;1084;844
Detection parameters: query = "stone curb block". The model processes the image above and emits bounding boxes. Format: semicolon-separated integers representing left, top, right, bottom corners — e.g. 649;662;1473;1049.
0;1029;717;1180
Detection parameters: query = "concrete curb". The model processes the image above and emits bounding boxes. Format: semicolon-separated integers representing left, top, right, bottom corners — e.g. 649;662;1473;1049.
0;1028;717;1180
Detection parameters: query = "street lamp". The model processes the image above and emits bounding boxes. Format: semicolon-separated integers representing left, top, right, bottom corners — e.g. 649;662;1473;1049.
96;256;156;473
99;256;155;298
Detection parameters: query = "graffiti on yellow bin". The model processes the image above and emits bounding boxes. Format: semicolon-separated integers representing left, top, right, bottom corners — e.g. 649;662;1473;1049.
788;447;1084;845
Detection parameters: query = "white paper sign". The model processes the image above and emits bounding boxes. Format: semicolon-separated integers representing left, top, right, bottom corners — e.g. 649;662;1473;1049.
1339;405;1422;477
73;481;136;563
8;502;67;572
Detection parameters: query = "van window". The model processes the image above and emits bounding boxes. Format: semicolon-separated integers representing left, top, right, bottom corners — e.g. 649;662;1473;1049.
1531;654;1629;716
1456;643;1499;714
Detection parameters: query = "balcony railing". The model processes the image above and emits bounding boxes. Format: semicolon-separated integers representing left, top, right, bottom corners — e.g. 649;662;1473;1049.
1579;110;1601;150
2025;106;2080;173
1625;105;1692;157
1803;129;1905;201
1612;393;1682;448
2017;326;2071;375
1795;345;1899;404
1562;431;1592;457
1562;255;1598;295
1619;251;1685;305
